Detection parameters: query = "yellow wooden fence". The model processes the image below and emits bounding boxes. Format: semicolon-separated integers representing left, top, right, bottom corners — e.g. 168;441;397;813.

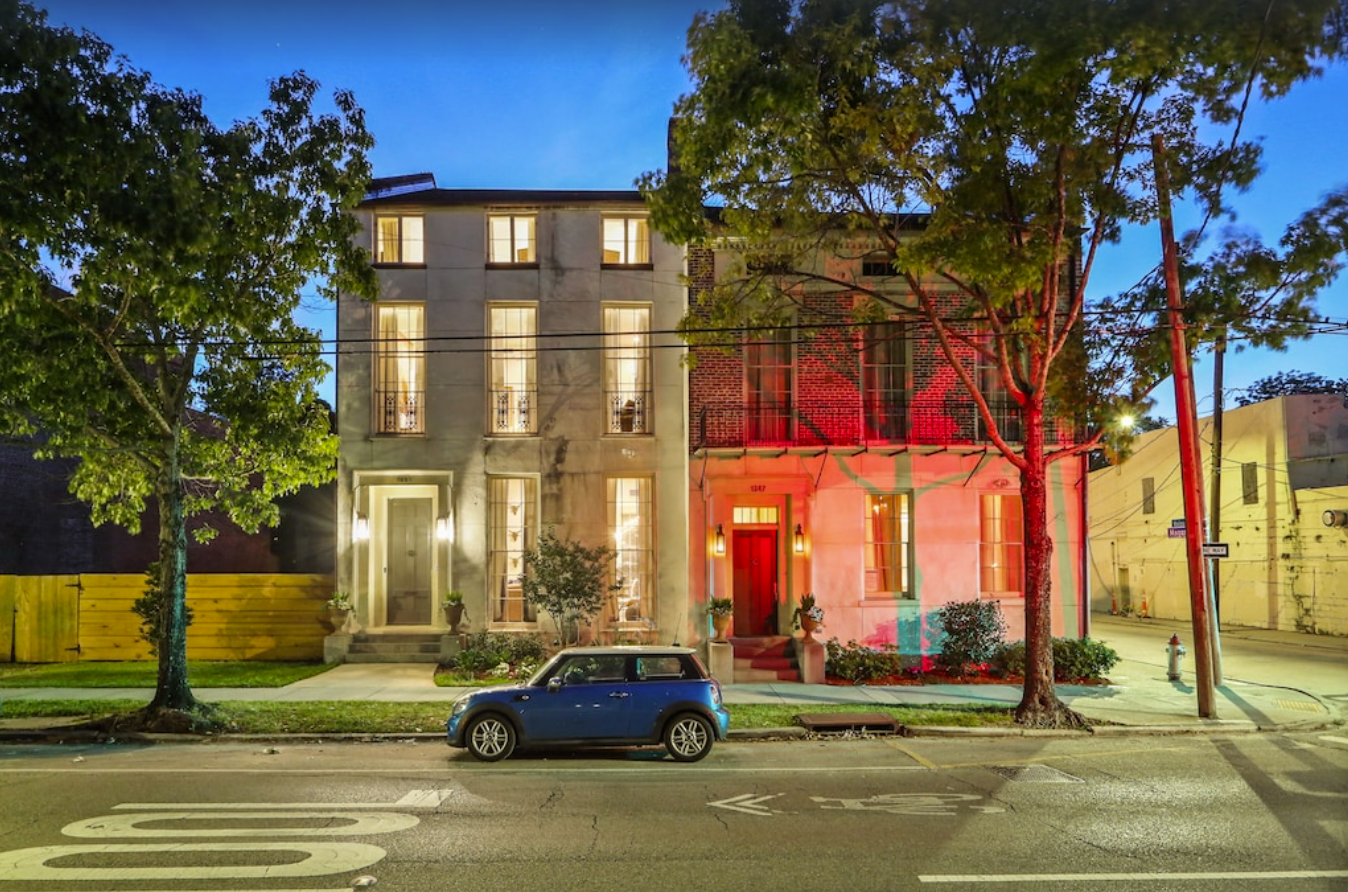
0;574;334;663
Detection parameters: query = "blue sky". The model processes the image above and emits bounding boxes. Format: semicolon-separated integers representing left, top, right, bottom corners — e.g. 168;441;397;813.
38;0;1347;419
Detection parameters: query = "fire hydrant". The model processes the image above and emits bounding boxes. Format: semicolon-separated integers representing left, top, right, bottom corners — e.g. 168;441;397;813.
1166;633;1186;681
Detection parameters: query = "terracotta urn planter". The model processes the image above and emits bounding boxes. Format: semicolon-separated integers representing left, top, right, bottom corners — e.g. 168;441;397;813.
443;602;466;633
799;615;820;642
711;613;731;641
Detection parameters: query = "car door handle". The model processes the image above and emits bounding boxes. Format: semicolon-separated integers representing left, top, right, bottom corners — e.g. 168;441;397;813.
608;692;630;699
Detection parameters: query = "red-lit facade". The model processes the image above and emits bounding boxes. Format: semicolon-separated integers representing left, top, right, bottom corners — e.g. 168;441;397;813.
686;244;1089;657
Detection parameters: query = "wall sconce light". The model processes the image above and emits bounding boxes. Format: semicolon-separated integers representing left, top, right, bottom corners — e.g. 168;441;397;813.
435;516;452;542
354;514;370;542
713;524;726;556
794;523;805;554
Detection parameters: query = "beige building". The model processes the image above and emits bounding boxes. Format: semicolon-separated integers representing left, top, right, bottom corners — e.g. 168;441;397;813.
334;178;689;655
1089;394;1348;635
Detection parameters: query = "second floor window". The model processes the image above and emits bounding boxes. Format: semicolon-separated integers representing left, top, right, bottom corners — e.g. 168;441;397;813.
602;216;650;265
488;214;536;264
375;304;424;434
980;493;1024;597
374;215;423;264
490;305;537;434
862;321;907;441
976;336;1023;442
604;305;651;434
745;328;793;443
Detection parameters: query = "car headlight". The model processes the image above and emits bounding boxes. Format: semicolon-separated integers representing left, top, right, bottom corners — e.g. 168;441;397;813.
451;698;469;717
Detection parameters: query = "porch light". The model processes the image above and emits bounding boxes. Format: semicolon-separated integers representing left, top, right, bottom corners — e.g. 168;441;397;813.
794;523;805;554
354;514;370;542
436;516;452;542
714;524;726;556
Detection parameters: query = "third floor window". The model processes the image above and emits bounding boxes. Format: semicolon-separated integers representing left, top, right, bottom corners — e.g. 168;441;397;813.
602;216;650;265
603;305;651;434
490;305;537;435
488;214;536;264
374;215;424;265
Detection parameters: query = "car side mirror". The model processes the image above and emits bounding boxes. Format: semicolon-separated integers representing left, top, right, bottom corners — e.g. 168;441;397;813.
547;677;563;693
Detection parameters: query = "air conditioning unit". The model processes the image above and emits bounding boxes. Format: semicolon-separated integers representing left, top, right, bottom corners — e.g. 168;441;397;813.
1323;510;1348;528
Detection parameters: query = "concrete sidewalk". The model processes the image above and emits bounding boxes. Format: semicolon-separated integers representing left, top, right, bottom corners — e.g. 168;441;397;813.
2;614;1341;736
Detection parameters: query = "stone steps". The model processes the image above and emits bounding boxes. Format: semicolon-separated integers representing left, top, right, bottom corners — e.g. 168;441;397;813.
729;635;800;682
344;632;445;664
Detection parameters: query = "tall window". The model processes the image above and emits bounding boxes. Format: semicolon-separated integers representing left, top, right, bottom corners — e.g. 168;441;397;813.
862;321;907;441
488;214;536;264
980;493;1024;597
604;305;651;434
976;337;1023;442
489;477;536;624
1241;462;1259;504
608;477;653;623
374;304;424;434
374;215;424;264
745;328;793;443
602;217;650;265
1141;477;1156;514
489;305;537;434
865;493;912;598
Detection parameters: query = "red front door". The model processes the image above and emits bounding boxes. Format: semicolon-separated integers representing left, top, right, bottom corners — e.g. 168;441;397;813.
732;530;778;636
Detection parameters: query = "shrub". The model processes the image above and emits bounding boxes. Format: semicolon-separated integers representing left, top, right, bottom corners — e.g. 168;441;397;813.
453;631;548;678
825;638;905;683
992;637;1119;682
933;600;1006;676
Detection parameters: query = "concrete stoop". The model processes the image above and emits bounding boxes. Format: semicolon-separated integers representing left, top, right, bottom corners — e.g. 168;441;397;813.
730;635;800;683
342;631;444;664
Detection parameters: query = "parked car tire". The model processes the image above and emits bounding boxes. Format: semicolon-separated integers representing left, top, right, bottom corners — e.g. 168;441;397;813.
466;714;516;762
664;712;714;762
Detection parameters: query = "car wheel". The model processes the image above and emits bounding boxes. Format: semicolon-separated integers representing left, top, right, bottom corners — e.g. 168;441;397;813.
664;712;713;762
465;714;516;762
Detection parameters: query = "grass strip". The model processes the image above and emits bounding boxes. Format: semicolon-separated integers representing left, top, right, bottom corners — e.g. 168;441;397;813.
0;662;334;688
2;699;1012;734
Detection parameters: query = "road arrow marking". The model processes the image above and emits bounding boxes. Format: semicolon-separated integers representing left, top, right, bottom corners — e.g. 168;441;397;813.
709;793;783;816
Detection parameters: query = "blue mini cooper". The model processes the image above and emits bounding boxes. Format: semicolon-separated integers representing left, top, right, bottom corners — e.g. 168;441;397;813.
446;646;730;762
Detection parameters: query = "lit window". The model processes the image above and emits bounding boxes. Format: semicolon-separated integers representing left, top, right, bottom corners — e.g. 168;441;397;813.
865;493;912;598
374;215;424;264
489;305;537;434
980;493;1024;597
608;477;652;624
602;217;650;265
374;305;424;434
603;305;651;433
732;506;778;525
488;214;536;264
489;477;536;624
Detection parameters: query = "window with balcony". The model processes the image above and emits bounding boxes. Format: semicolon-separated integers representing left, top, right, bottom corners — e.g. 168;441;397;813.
488;214;536;264
374;304;424;434
980;493;1024;597
489;477;536;624
489;305;537;434
865;493;912;599
603;305;651;434
745;328;793;443
374;215;424;265
862;321;907;441
976;337;1023;442
608;477;652;624
602;216;650;265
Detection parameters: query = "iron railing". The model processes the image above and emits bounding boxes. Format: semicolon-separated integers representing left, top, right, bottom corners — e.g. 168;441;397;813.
491;388;536;434
606;390;651;434
377;390;424;434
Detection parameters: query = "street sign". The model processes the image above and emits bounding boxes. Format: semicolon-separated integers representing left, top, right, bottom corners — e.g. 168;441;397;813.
1171;518;1186;529
1201;543;1230;558
1167;528;1185;538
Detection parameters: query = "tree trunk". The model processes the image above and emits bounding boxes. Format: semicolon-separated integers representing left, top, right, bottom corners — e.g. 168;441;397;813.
149;434;197;713
1014;398;1085;728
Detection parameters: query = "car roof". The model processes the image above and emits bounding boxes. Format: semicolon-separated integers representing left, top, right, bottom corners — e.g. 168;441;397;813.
552;646;695;657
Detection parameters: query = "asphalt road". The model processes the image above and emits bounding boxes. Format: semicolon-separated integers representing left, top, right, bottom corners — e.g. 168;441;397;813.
0;732;1344;891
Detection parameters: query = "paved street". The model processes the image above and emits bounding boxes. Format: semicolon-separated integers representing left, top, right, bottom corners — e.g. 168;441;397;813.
0;733;1344;891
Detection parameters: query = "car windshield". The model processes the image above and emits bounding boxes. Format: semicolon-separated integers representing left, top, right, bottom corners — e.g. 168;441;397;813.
527;653;567;687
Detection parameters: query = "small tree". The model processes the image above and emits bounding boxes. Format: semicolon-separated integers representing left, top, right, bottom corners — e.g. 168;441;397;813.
933;600;1007;677
521;528;624;646
1235;371;1348;407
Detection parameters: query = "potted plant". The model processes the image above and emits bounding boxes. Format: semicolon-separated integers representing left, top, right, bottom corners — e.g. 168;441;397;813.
708;597;733;641
323;592;353;633
443;591;467;633
791;593;824;641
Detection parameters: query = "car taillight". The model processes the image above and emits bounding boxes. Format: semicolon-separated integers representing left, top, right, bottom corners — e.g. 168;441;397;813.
710;680;723;706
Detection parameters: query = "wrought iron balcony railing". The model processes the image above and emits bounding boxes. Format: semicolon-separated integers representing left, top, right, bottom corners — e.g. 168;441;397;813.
377;389;424;434
693;400;1067;451
491;388;536;434
606;390;651;434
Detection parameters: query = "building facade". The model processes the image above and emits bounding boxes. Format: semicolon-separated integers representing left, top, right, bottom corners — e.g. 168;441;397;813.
1089;394;1348;635
685;241;1089;657
335;182;690;645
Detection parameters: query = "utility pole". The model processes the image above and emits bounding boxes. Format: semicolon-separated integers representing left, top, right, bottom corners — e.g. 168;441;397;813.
1152;134;1217;719
1208;332;1226;686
